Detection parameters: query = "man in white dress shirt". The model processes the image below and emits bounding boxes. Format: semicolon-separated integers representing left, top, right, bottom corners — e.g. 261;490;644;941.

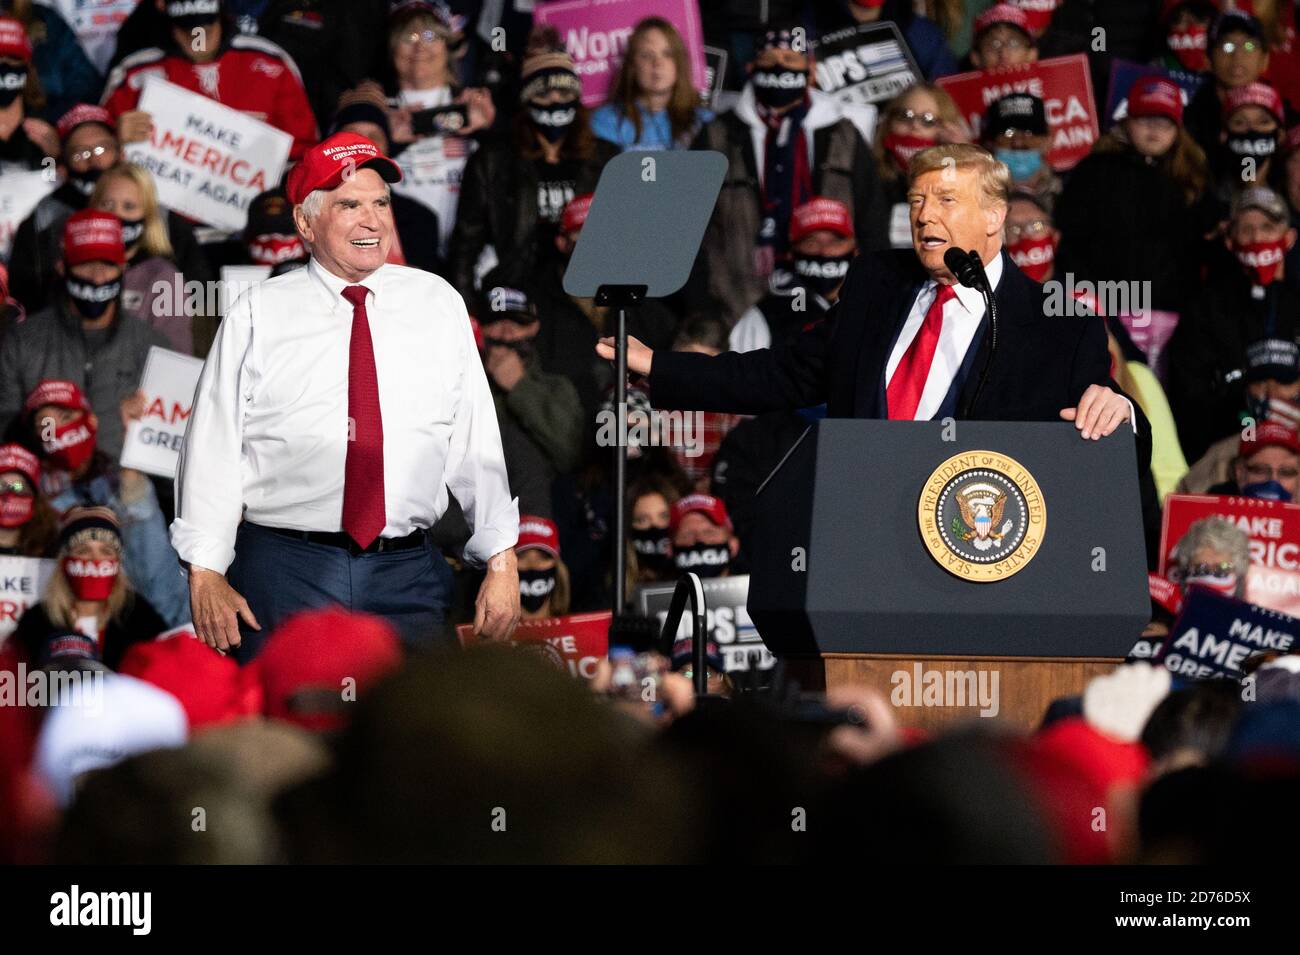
172;132;520;661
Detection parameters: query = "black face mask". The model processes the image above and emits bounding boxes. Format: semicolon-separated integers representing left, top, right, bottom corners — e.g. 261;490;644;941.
751;66;807;109
69;167;102;197
529;101;577;142
519;568;557;613
119;218;145;247
0;65;26;108
631;526;674;574
793;254;852;297
66;276;121;319
673;542;731;578
1226;133;1278;159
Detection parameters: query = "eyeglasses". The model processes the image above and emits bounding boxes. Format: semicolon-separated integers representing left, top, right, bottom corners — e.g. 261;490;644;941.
980;37;1030;54
68;144;113;164
398;29;445;47
1216;39;1261;55
1005;219;1051;241
892;108;938;130
1169;561;1236;583
1244;463;1300;480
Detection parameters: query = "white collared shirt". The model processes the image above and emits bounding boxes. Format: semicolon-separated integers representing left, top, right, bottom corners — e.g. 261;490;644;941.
884;253;1006;421
171;258;519;575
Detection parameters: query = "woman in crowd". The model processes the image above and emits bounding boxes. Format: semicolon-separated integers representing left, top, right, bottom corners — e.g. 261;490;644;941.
382;1;494;263
516;515;570;621
627;473;681;585
448;25;617;301
1166;515;1251;600
11;506;166;670
1055;76;1218;316
591;17;712;152
89;162;190;354
0;14;53;174
0;443;57;557
22;379;191;628
870;83;968;247
0;1;99;124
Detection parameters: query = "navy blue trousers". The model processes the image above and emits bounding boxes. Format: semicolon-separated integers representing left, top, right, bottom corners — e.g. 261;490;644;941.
226;522;456;663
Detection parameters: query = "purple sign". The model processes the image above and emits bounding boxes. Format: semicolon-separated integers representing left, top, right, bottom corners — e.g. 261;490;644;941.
534;0;708;108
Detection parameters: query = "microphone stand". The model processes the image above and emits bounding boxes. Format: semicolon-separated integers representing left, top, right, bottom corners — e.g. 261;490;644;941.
961;250;998;419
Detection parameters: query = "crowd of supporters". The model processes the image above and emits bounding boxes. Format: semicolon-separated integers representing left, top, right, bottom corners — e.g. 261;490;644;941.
2;0;1300;864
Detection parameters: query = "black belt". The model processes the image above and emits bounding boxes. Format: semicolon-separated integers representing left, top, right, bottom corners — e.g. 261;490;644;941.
259;524;428;556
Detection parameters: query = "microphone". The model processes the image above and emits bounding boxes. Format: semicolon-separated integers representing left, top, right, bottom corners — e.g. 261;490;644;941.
940;248;998;418
943;247;985;291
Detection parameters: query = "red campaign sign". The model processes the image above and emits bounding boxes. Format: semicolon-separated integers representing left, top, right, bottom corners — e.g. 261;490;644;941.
1159;494;1300;616
456;611;610;681
936;54;1100;171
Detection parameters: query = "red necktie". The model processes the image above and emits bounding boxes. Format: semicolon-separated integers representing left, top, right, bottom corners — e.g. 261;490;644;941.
341;285;386;550
887;283;957;420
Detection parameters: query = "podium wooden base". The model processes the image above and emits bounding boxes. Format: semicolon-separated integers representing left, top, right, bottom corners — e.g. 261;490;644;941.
784;654;1122;734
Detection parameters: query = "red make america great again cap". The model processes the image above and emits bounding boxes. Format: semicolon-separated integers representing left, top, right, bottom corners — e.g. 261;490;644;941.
286;132;403;206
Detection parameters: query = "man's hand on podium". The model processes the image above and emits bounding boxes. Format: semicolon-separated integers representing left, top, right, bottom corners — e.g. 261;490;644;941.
1059;384;1133;441
596;335;653;377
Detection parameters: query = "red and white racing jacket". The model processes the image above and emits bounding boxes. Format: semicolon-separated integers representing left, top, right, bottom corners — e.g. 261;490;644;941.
101;34;318;160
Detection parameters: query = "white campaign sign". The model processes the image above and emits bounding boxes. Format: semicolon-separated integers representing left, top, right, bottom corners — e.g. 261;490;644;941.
0;556;56;644
119;346;205;479
124;77;292;232
0;167;58;261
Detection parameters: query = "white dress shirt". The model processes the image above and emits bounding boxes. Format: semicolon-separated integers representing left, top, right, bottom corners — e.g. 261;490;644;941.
884;253;1005;421
883;253;1136;430
171;258;519;575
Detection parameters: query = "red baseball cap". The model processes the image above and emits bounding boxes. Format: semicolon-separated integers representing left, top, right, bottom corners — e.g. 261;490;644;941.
517;515;560;558
1128;76;1184;124
62;209;125;267
561;193;594;235
1222;81;1284;122
285;132;403;206
56;103;115;142
790;197;854;244
0;443;39;488
1240;420;1300;458
0;17;31;63
670;493;732;535
256;607;402;734
119;633;260;729
974;3;1033;39
23;379;91;415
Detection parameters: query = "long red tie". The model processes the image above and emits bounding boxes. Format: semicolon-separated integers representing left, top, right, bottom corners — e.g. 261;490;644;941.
341;285;386;550
887;283;957;420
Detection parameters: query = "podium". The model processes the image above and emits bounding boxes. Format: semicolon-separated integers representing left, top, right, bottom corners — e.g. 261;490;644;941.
748;420;1149;732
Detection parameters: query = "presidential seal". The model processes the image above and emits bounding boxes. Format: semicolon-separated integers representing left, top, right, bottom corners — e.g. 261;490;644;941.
917;450;1046;582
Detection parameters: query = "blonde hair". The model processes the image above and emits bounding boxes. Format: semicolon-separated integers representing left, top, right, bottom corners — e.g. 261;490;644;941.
42;561;134;631
908;143;1011;208
91;163;174;260
873;83;967;184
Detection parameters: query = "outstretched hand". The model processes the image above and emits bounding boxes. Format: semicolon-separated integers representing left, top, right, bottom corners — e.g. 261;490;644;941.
595;335;654;377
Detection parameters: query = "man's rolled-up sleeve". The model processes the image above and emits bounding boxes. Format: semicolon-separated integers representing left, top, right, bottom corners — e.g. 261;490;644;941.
169;291;254;575
443;292;519;566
